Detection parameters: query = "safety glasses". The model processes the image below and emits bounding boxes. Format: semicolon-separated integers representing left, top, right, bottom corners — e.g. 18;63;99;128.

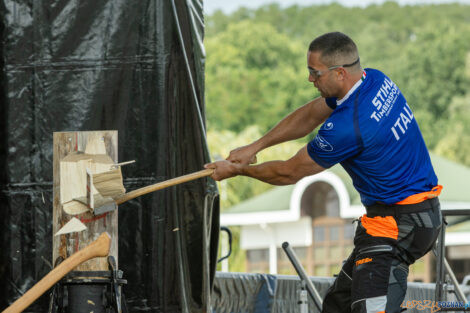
308;57;360;79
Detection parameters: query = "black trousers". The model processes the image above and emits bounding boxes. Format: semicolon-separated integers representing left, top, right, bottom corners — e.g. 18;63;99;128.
322;198;442;313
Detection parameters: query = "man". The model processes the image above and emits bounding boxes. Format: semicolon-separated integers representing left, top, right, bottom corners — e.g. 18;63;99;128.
205;32;442;313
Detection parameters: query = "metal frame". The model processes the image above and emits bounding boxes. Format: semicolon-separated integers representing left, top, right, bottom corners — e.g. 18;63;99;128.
218;226;233;263
282;241;323;312
434;209;470;311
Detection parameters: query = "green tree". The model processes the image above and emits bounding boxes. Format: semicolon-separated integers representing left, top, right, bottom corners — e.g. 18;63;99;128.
434;94;470;166
205;2;470;153
205;20;316;133
396;23;470;147
435;52;470;166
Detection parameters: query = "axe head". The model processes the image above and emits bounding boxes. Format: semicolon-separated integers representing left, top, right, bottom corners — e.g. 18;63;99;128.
93;201;118;215
73;194;118;216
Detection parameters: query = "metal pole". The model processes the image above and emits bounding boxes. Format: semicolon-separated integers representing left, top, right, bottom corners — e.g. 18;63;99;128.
298;280;309;313
282;242;323;312
435;220;447;302
444;258;467;302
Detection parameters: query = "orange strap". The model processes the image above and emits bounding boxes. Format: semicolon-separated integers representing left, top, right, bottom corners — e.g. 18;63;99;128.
396;185;443;205
361;215;398;240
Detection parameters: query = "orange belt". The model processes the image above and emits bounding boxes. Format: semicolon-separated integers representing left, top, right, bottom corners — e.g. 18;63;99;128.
395;185;443;205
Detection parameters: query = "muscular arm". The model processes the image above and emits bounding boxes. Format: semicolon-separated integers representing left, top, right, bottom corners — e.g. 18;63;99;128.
206;145;325;185
228;97;333;164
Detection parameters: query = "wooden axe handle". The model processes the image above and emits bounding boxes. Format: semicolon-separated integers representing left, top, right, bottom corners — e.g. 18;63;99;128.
115;168;214;205
2;232;111;313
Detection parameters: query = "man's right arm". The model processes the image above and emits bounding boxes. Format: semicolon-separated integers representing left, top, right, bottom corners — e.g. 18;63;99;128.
227;97;333;164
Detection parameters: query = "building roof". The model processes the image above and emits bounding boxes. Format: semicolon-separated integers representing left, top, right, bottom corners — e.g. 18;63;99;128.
430;153;470;203
223;185;294;214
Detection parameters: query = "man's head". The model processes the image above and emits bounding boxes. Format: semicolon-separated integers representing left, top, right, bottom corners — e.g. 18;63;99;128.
307;32;362;98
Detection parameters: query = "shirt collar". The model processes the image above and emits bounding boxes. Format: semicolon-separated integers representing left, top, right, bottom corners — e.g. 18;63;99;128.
336;71;366;106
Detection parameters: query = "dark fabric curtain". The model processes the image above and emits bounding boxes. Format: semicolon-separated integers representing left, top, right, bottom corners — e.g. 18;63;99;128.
0;0;219;312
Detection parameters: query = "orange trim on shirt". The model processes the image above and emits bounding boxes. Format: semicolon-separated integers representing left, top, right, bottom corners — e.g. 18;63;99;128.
396;185;443;205
361;215;398;240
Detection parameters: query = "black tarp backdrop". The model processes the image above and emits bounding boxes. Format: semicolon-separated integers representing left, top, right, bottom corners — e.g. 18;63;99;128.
0;1;219;312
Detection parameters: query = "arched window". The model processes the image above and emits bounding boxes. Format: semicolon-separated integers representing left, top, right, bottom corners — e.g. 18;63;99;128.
299;181;340;219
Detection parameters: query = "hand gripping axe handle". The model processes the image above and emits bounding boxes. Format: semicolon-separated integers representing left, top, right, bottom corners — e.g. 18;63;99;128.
93;168;215;215
2;232;111;313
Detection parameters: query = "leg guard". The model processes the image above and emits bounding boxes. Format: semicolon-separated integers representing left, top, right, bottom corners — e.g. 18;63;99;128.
351;244;395;313
322;253;354;313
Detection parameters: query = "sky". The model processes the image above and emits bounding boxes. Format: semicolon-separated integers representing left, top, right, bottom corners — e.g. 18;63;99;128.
204;0;470;14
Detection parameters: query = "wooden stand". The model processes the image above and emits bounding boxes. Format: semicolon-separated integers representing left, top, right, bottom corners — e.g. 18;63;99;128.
53;131;119;271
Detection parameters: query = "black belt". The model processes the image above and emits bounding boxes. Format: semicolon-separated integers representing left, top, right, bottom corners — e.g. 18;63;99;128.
365;197;439;217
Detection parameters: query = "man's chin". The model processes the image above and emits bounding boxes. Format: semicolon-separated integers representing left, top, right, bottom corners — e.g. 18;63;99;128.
315;87;329;98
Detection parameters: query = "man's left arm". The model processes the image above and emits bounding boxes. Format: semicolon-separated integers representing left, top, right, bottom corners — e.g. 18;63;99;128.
204;145;325;185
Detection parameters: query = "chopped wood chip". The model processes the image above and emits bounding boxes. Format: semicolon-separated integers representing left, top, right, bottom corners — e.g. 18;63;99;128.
55;218;87;236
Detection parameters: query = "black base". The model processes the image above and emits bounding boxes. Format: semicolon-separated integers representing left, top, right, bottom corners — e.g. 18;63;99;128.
48;256;127;313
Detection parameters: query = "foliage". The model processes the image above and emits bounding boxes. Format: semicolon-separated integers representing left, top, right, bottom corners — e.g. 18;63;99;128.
205;1;470;156
434;94;470;166
434;52;470;165
205;21;316;133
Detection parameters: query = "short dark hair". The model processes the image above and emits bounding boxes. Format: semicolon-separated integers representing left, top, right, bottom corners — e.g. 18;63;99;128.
309;32;359;67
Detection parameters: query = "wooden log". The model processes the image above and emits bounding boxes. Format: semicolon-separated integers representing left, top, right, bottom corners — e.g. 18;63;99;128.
59;153;121;205
53;131;119;271
93;168;126;197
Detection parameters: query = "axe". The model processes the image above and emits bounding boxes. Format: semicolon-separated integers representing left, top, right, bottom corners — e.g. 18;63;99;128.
2;232;111;313
92;168;214;215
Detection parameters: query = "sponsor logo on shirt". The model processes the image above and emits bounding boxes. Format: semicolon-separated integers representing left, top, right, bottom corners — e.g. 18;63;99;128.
370;77;399;122
314;135;333;151
323;122;334;130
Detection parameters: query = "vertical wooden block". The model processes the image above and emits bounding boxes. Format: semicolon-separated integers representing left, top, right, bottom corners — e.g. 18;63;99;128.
53;131;119;271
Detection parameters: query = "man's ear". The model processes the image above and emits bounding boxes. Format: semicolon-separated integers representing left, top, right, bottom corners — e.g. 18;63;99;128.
337;67;347;80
